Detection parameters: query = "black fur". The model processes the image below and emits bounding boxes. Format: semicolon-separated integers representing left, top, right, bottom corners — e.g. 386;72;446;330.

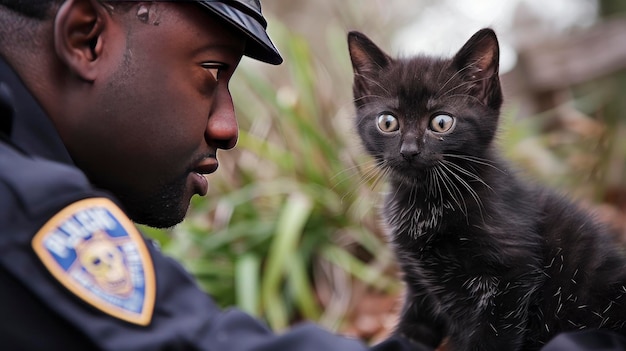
348;28;626;351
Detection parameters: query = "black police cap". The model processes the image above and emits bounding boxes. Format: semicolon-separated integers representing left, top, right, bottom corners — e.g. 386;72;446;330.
197;0;283;65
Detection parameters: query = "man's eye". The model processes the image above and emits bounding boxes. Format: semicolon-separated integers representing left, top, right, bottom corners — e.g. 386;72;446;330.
201;63;226;81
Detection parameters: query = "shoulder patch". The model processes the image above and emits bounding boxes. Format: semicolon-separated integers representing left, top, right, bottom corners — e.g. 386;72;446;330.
32;198;156;326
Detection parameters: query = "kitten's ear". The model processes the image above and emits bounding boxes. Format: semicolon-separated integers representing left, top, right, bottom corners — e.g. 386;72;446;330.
453;28;502;108
348;31;392;77
348;31;392;104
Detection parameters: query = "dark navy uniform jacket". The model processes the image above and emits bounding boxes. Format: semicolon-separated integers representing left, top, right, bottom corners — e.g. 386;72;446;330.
1;56;625;351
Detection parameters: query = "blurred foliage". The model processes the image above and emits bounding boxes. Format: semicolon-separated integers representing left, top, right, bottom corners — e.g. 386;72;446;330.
501;81;615;199
141;17;400;334
499;73;626;238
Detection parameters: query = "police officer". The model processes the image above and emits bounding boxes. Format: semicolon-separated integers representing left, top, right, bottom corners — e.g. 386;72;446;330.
0;1;623;350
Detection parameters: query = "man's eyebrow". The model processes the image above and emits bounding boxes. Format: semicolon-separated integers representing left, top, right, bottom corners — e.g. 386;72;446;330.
192;43;245;57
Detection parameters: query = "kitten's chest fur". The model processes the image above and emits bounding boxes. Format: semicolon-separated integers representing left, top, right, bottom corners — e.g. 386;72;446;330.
386;195;493;316
385;187;452;243
382;177;526;311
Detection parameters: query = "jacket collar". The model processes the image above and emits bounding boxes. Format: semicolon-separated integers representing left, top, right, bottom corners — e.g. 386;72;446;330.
0;56;73;165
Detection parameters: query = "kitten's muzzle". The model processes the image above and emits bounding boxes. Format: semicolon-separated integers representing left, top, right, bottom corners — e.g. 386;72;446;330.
400;142;421;161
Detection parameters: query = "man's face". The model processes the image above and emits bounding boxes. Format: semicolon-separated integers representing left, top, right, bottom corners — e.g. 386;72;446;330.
62;3;245;227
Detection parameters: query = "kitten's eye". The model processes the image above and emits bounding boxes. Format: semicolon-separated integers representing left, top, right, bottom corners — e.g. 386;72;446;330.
377;114;399;133
430;114;455;133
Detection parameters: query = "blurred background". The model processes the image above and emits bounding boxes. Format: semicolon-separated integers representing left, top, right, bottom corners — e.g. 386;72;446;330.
143;0;626;344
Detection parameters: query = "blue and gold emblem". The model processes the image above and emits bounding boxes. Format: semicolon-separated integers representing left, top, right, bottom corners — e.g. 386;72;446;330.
32;198;156;326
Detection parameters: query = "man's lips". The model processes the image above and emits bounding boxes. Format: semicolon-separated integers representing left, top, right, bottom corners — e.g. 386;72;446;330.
191;157;218;196
193;157;219;175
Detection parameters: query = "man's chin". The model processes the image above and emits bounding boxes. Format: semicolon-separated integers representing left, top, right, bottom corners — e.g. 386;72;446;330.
131;207;188;229
114;184;191;229
120;197;188;228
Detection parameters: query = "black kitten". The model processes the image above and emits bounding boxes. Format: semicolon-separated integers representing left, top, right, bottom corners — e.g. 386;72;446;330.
348;28;626;351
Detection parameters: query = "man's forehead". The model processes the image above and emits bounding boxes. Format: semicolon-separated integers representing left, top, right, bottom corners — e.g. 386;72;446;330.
106;0;280;64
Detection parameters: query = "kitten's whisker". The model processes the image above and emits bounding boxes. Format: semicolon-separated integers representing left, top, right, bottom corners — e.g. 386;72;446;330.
442;160;493;192
442;94;483;105
441;72;494;100
434;165;466;216
361;163;387;189
353;94;387;103
438;163;470;218
336;158;390;203
439;161;486;222
431;167;445;209
428;167;448;218
360;160;386;181
443;154;506;174
426;168;438;199
436;64;475;97
330;160;375;183
386;169;407;206
438;79;477;99
370;165;390;191
335;162;379;203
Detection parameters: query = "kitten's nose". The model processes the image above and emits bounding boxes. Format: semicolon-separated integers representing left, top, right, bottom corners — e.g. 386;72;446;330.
400;142;421;160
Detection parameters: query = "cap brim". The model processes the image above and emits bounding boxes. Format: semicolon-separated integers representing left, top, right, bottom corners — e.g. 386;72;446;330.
198;2;283;65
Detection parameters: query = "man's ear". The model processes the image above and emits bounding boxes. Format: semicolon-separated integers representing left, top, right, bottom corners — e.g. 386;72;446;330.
54;0;109;82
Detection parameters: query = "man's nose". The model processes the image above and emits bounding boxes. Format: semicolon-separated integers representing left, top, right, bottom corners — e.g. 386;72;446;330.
205;88;239;150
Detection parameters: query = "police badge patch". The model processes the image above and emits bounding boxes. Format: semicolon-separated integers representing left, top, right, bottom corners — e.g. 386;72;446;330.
32;198;156;326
